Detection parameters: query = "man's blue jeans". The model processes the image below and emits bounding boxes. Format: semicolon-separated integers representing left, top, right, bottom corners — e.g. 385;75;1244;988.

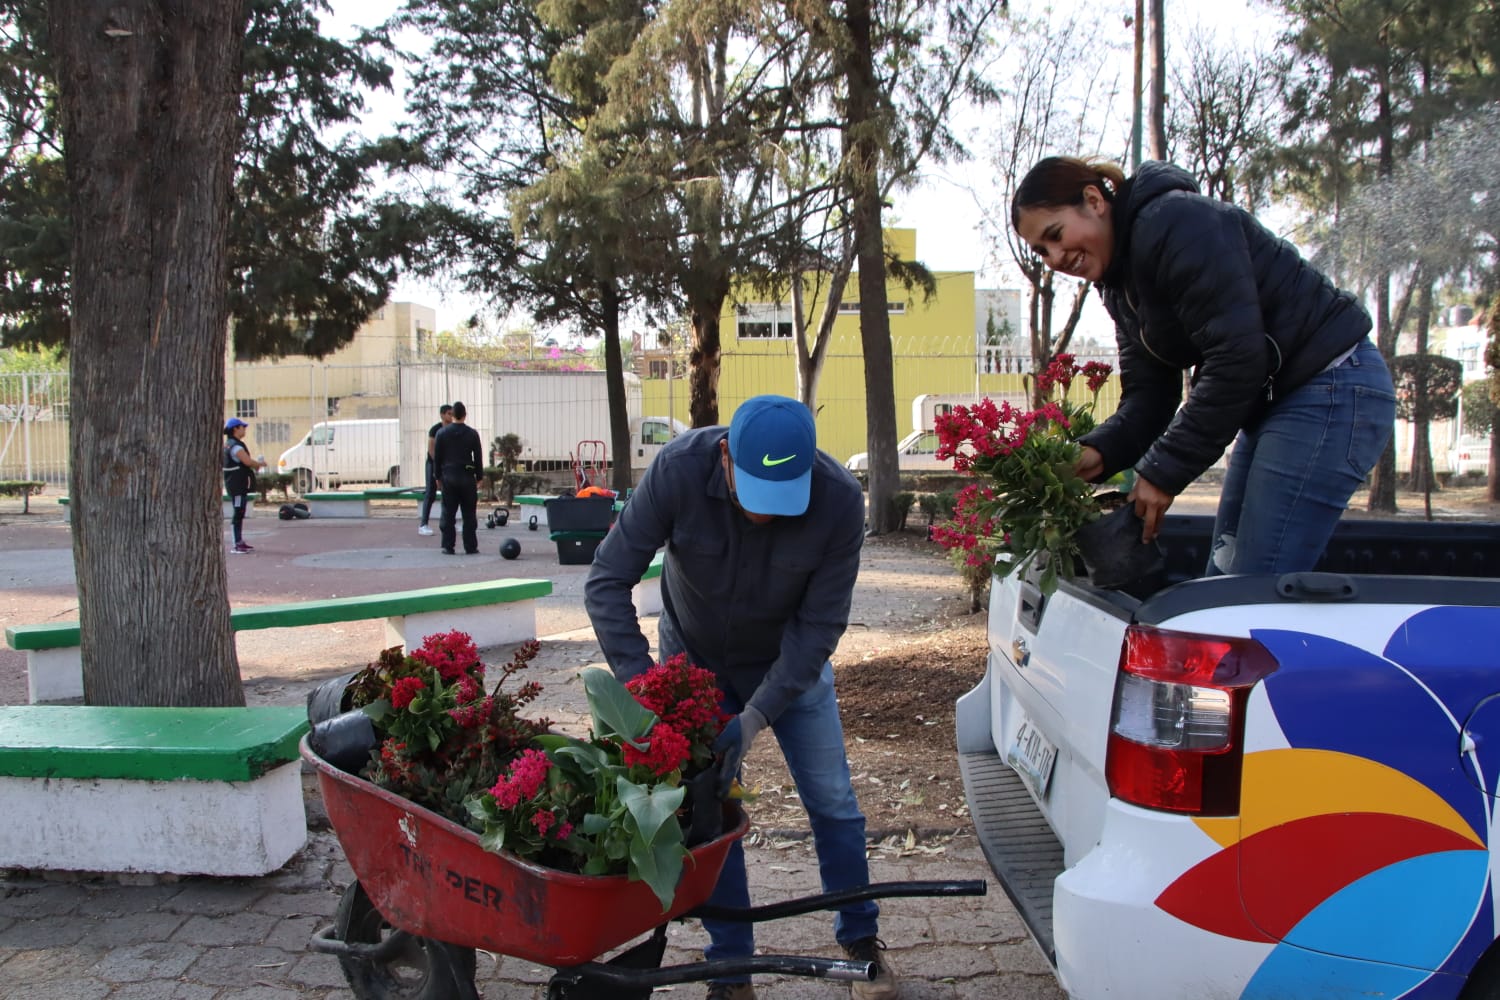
1207;339;1396;575
698;662;878;971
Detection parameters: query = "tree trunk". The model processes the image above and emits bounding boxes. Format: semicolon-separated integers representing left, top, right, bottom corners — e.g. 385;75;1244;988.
1130;0;1144;169
52;0;248;706
599;281;633;493
686;266;729;428
1147;0;1166;160
844;0;896;535
1366;270;1399;512
1407;278;1437;499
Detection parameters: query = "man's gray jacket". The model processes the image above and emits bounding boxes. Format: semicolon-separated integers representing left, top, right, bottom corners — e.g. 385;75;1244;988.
583;426;865;724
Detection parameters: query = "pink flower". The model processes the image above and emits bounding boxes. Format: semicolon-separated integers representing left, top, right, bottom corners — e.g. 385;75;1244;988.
489;748;552;809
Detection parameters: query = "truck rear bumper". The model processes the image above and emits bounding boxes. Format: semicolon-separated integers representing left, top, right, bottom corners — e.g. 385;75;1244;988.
956;676;1065;966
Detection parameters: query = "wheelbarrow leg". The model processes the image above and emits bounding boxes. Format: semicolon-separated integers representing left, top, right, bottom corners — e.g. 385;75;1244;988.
546;924;668;1000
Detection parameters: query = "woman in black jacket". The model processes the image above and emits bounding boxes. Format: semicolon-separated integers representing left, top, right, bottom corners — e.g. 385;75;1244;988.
1012;157;1396;575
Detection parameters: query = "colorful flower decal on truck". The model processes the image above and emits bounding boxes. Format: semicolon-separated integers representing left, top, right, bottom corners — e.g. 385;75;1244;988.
1154;607;1500;999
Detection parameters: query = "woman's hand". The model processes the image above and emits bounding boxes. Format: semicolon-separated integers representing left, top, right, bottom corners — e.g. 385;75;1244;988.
1074;445;1105;482
1129;475;1174;543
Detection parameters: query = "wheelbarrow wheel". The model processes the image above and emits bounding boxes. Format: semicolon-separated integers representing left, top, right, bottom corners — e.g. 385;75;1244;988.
334;880;478;1000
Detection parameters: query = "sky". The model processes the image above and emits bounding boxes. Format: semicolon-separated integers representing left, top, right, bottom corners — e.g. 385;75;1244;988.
323;0;1287;336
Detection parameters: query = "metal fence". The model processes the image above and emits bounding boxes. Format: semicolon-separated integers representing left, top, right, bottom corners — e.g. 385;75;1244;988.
0;370;70;487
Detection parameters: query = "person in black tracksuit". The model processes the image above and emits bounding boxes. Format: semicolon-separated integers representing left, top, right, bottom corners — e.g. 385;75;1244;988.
432;400;483;555
222;418;266;554
1011;157;1397;575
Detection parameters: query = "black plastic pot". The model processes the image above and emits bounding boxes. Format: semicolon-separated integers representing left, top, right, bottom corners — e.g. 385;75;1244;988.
681;767;725;847
307;670;360;727
1074;503;1166;590
308;709;379;775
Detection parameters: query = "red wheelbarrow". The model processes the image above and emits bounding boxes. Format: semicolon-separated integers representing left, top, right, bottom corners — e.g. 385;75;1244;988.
303;736;986;1000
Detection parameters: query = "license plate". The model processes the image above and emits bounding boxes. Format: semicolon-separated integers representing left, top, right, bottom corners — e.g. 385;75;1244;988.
1007;714;1058;802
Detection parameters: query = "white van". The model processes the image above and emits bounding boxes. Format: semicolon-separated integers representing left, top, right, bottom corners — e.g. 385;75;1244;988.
277;419;400;493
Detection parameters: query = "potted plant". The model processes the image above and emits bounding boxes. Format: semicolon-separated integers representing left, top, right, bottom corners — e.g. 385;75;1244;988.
932;354;1160;594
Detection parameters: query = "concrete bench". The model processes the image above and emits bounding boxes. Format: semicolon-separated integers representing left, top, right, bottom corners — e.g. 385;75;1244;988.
300;487;439;518
58;494;261;523
5;578;554;704
632;551;665;615
0;705;308;876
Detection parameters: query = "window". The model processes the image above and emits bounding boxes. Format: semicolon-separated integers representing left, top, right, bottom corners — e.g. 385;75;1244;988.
641;420;673;445
649;360;669;379
837;301;906;314
739;321;794;339
736;303;794;339
234;399;258;419
911;432;940;455
311;427;334;446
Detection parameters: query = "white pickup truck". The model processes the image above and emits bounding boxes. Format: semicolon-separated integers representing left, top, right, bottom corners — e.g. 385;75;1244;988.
957;515;1500;1000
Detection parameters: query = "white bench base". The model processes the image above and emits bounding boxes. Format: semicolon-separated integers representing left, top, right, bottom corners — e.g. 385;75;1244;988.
26;598;543;704
0;761;306;876
632;576;663;616
308;499;372;518
384;602;539;653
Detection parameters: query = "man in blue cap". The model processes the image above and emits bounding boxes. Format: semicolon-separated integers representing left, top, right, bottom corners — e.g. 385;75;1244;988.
585;395;896;1000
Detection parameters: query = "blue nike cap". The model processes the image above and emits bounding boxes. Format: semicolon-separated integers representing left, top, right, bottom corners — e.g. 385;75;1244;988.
728;395;816;516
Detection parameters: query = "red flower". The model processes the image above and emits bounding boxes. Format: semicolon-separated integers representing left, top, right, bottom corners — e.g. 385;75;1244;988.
622;723;692;777
391;676;426;709
410;630;482;683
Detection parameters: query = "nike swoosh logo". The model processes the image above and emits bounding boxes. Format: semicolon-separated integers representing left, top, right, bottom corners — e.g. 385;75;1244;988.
762;453;797;467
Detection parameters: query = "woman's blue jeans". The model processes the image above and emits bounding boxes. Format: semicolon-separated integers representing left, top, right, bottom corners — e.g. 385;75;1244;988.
701;662;878;972
1207;339;1396;575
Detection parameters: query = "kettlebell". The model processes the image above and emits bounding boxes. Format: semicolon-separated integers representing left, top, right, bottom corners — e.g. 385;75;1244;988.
500;538;521;560
495;509;509;527
485;513;496;529
528;515;539;531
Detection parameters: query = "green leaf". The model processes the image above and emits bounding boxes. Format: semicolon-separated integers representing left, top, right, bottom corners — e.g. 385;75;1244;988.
479;826;508;853
583;669;658;749
551;741;612;774
618;776;685;851
580;812;613;836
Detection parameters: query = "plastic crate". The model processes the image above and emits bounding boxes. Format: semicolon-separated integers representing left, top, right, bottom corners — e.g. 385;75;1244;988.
552;533;604;565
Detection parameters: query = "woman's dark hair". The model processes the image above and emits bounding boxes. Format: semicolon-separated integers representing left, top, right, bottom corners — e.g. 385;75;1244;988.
1011;156;1127;229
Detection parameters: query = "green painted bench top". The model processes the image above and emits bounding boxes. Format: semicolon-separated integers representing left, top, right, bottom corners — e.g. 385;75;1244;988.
0;705;308;782
5;578;554;651
302;489;432;502
643;551;664;580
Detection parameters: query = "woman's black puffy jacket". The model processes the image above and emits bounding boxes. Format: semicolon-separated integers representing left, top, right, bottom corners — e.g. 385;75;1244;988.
1079;161;1371;495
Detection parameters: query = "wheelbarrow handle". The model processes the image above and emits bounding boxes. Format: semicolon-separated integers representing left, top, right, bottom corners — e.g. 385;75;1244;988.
551;954;876;991
688;878;986;923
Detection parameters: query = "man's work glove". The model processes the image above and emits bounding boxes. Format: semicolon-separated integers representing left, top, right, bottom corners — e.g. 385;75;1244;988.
712;706;768;799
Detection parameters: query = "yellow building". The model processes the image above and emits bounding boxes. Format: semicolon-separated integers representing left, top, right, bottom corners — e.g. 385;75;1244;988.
222;302;435;457
641;229;1036;465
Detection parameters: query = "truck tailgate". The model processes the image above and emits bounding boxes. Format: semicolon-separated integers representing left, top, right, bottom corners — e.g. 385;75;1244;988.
957;571;1134;961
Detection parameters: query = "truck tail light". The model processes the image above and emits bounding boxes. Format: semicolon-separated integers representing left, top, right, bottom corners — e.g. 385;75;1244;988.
1105;625;1279;816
